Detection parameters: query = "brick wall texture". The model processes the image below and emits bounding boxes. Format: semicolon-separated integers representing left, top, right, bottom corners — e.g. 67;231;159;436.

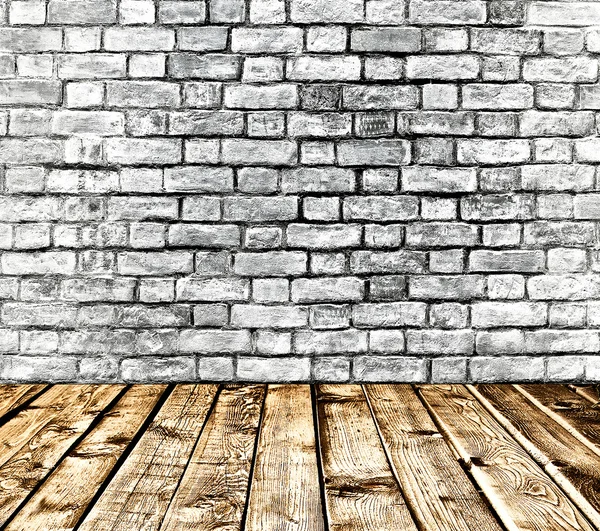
0;0;599;383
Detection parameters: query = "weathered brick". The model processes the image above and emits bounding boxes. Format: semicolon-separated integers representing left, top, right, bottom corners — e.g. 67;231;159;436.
469;250;545;273
295;330;368;354
472;302;547;328
409;0;486;24
237;357;310;381
234;251;307;276
407;330;474;355
353;356;427;382
291;0;364;23
409;276;485;300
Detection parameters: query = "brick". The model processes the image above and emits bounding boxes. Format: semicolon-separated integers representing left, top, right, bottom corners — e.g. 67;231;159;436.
222;140;297;166
52;111;124;136
107;81;180;108
525;330;599;353
295;330;368;354
520;111;594;137
476;330;525;355
121;357;195;382
353;302;427;327
409;276;485;300
179;27;228;52
2;303;78;327
523;57;597;82
312;358;351;382
405;223;478;247
281;167;354;193
338;140;411;166
471;29;540;55
402;167;476;193
232;27;303;53
462;84;533;110
409;0;486;24
524;222;594;245
344;196;418;221
470;250;545;273
521;165;594;192
237;357;310;381
292;278;363;303
287;56;361;81
343;86;418;110
351;28;421;53
169;54;241;79
353;356;427;382
224;84;297;110
462;194;534;221
2;356;78;382
234;251;307;276
169;224;240;248
406;55;480;80
351;250;426;274
287;224;361;249
470;357;545;383
291;0;363;22
407;330;474;355
106;138;181;165
528;275;600;300
472;302;547;328
117;251;193;275
528;2;600;26
58;54;126;79
231;305;307;328
105;27;175;51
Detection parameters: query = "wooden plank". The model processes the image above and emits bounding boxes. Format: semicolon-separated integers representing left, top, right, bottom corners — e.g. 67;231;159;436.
5;385;166;531
0;385;120;470
77;384;219;531
517;385;600;456
0;384;124;526
0;385;47;421
472;384;600;529
364;384;503;531
244;384;324;531
418;385;596;531
159;384;265;531
568;385;600;407
315;384;418;531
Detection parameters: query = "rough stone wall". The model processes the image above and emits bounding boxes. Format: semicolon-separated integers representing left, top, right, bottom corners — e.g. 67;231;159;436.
0;0;599;383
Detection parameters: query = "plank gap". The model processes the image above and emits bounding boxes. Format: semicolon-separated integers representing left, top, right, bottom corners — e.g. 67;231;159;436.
310;384;331;531
0;384;132;531
69;384;176;531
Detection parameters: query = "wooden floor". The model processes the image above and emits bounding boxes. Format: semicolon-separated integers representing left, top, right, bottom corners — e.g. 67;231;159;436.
0;385;599;530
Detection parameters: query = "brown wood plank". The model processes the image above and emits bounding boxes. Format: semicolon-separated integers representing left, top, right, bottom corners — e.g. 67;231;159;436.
0;385;47;421
470;384;600;529
315;384;418;531
364;384;504;531
244;384;324;531
77;384;219;531
5;385;166;531
517;385;600;456
418;384;596;531
0;384;124;526
159;384;265;531
568;386;600;407
0;385;120;471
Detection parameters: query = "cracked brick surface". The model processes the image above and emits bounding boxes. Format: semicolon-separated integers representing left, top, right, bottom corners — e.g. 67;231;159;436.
0;0;599;383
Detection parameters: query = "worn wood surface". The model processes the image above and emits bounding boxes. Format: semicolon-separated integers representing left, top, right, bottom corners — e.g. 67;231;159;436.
470;384;600;529
245;384;324;531
5;385;166;531
160;384;265;531
77;384;218;531
0;384;599;531
418;384;597;531
364;384;503;531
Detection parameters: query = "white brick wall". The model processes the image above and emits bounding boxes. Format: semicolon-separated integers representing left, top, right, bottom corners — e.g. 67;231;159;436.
0;0;598;383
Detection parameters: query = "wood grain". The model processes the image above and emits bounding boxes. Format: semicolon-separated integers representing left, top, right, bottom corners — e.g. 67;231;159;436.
470;384;600;529
418;384;596;531
77;384;219;531
568;386;600;406
364;384;503;531
159;384;265;531
0;385;47;421
517;385;600;456
245;384;324;531
315;384;418;531
0;385;124;526
0;385;121;471
4;385;166;531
